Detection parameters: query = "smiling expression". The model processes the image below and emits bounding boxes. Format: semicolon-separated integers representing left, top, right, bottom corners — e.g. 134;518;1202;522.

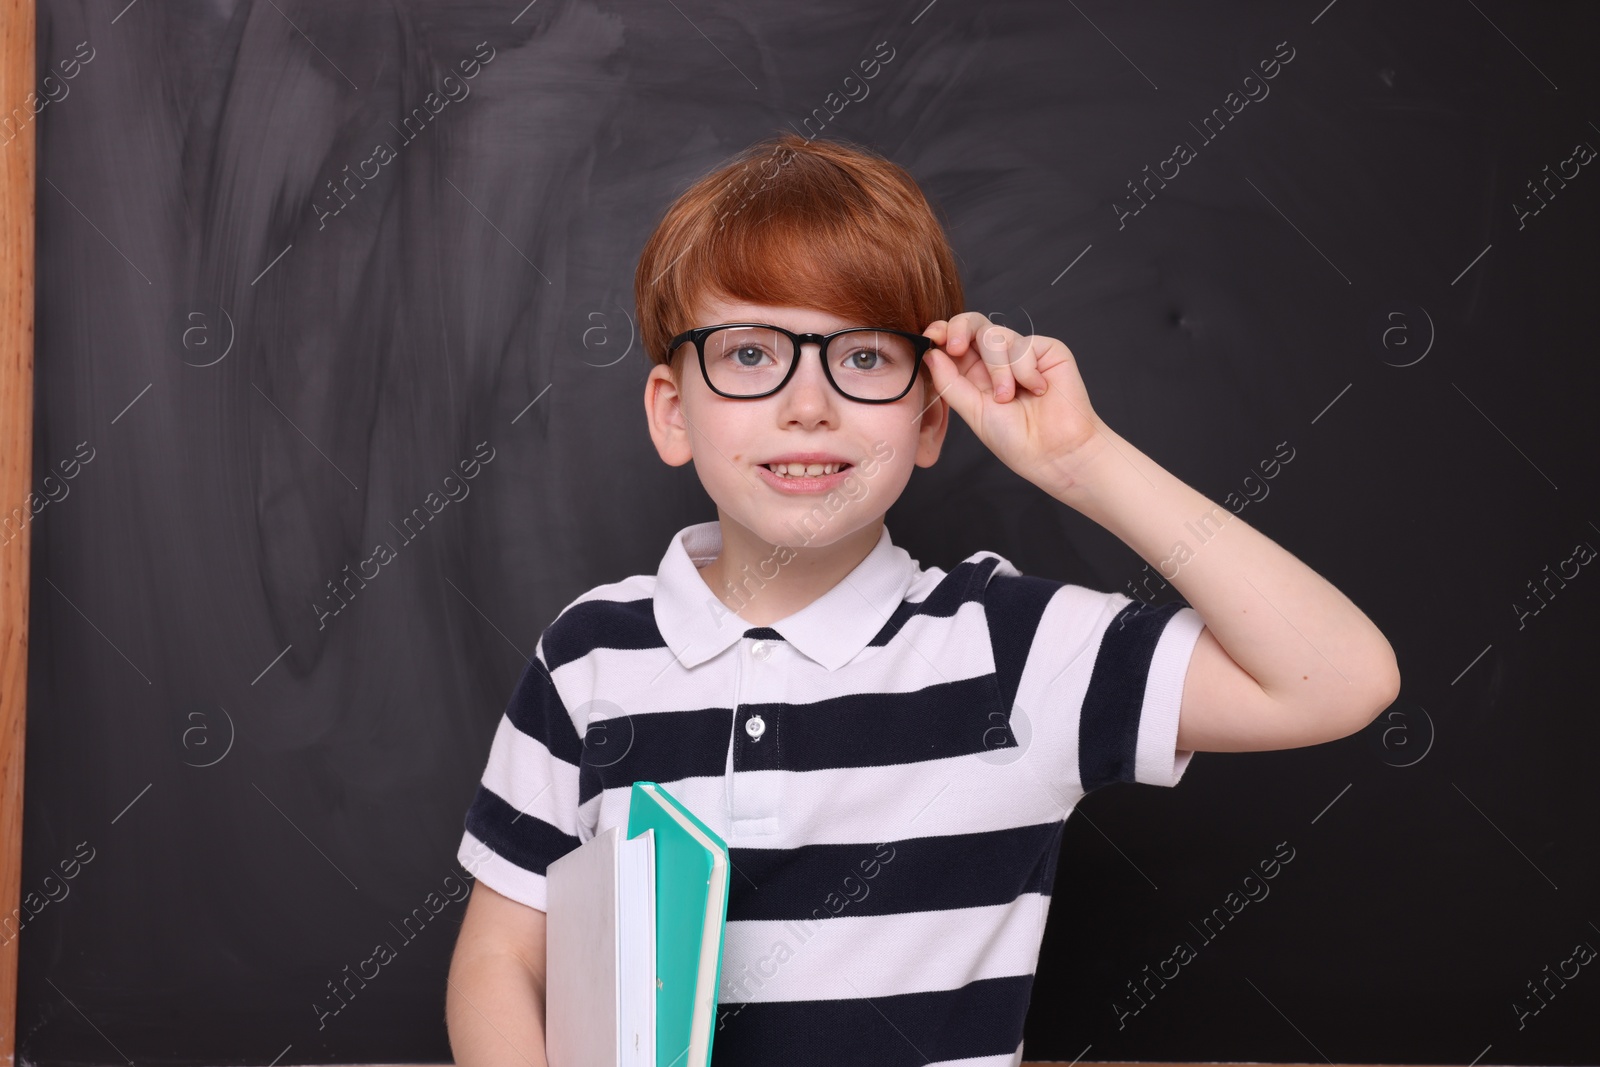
645;293;950;550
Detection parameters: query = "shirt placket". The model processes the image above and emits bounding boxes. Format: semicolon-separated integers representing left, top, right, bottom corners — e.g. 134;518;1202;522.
727;630;783;842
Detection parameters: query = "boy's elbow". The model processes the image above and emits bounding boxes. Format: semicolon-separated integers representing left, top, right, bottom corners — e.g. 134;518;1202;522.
1342;652;1401;737
1370;644;1403;711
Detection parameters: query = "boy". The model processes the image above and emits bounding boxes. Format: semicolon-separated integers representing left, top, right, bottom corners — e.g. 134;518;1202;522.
445;132;1399;1066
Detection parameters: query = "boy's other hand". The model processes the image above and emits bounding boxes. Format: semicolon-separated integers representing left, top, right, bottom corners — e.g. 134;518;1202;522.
923;312;1106;489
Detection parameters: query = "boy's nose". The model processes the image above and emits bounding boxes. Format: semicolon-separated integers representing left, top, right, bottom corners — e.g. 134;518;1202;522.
783;342;835;404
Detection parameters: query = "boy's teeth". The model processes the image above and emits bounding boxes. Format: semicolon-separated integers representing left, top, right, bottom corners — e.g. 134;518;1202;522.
766;462;844;477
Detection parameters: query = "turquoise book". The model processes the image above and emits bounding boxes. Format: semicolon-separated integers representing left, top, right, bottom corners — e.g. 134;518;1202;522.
626;782;731;1067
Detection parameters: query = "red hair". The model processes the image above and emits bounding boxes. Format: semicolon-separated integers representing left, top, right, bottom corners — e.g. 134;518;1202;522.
634;131;964;392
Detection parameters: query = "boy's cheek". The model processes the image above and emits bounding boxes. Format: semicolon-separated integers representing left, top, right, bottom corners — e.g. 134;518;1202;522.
856;442;894;479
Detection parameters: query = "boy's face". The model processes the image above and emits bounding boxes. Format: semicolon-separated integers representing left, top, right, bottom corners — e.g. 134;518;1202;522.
644;293;950;550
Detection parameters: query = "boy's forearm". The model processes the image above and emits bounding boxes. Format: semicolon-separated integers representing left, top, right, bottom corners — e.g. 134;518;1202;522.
446;953;550;1067
1041;419;1400;714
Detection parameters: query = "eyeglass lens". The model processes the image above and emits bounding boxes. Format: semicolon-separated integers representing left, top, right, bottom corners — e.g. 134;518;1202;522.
700;326;917;400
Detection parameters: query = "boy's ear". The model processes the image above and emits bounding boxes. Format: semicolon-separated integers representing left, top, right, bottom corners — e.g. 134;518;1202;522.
913;371;949;469
645;362;694;467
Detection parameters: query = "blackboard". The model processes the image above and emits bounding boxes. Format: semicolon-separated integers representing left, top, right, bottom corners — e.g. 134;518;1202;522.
16;1;1598;1064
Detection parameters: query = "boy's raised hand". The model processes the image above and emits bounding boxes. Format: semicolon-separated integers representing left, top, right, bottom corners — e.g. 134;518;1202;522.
922;312;1105;487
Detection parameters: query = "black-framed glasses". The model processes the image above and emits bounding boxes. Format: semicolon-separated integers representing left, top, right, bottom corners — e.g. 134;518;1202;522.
667;322;933;403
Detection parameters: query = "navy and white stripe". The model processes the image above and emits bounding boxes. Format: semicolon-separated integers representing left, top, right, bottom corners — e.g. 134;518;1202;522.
459;520;1204;1067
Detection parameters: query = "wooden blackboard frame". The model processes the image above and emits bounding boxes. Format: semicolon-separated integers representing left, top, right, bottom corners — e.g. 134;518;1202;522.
2;0;34;1060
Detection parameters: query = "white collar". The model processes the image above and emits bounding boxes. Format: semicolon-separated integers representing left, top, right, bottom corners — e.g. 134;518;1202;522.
652;521;920;671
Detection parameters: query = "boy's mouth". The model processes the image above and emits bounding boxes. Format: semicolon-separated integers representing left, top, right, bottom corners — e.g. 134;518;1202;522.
760;461;852;478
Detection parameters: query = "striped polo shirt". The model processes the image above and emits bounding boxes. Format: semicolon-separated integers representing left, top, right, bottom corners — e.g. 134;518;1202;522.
457;519;1205;1067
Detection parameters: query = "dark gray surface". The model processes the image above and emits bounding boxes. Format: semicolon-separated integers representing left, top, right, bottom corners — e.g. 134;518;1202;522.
19;0;1599;1063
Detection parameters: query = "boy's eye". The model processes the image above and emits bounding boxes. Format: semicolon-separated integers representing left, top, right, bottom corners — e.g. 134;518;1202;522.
840;347;889;371
731;345;773;366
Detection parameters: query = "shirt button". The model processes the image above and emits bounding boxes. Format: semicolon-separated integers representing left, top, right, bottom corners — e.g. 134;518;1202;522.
745;714;766;741
751;641;771;661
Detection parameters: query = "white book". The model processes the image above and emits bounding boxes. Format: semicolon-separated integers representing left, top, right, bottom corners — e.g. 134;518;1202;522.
545;825;656;1067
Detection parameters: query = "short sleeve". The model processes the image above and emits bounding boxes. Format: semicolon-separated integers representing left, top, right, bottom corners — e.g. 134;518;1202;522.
457;630;585;912
981;559;1206;792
